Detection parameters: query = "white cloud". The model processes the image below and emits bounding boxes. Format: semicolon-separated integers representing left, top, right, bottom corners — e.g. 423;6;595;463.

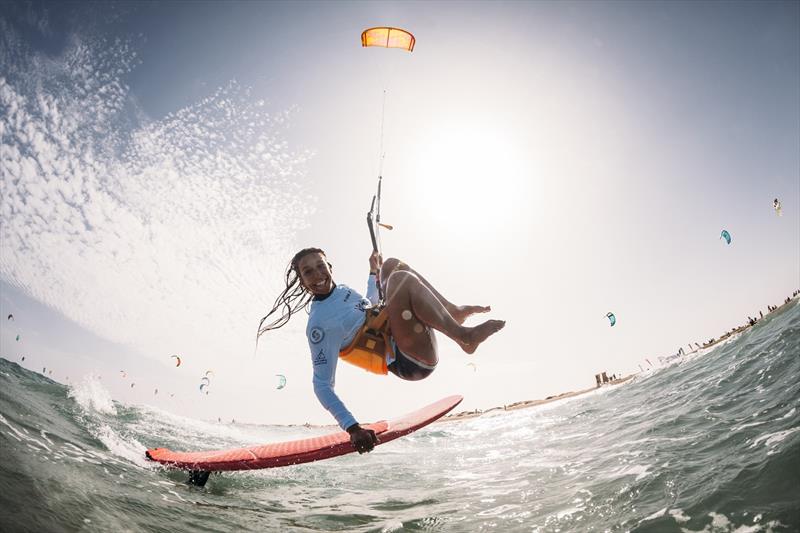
1;30;313;372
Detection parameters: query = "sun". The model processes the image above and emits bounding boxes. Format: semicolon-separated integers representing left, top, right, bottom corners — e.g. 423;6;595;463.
406;119;531;238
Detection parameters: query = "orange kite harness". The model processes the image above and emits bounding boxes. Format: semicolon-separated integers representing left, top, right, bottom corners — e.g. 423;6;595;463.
339;307;394;375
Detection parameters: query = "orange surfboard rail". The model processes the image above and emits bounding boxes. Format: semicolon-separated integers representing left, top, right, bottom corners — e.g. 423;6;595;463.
145;395;463;472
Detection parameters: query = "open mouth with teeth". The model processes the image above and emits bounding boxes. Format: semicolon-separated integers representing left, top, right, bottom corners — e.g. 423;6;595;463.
310;278;330;293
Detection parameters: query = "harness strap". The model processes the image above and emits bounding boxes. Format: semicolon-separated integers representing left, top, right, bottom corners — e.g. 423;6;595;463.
366;306;388;331
340;306;394;375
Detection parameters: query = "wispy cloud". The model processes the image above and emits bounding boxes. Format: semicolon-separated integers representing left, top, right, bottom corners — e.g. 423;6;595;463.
1;24;313;365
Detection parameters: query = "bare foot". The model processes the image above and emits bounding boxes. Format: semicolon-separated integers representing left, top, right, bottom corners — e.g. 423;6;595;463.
458;319;505;354
451;305;492;325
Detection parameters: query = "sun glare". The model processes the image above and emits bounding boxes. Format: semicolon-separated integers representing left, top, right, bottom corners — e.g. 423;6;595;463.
407;120;530;238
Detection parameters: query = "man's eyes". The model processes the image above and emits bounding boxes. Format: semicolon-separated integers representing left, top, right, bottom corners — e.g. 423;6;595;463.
303;264;324;274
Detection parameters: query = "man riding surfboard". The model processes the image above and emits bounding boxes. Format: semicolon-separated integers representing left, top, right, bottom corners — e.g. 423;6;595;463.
257;248;505;454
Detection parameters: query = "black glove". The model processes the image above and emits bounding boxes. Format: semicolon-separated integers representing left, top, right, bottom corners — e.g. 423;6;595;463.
346;423;379;454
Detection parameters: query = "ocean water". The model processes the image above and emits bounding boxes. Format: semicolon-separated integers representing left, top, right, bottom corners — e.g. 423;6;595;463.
1;301;798;533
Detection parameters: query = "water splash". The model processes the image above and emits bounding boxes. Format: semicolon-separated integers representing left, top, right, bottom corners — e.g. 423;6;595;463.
68;373;116;416
0;24;312;362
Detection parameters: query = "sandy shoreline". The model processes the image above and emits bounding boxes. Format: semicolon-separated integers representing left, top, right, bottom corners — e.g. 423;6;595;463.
439;294;799;423
438;375;635;423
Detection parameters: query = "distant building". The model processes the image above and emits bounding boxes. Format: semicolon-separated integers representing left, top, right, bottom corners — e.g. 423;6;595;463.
595;372;611;387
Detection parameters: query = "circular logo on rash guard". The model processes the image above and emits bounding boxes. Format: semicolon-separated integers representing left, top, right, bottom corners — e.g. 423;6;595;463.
310;327;325;344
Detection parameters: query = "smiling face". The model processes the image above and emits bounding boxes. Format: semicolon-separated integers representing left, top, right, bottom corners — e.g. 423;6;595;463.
296;251;334;296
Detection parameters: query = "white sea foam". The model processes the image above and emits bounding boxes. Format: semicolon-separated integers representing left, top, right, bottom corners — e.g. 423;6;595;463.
380;520;404;532
678;511;787;533
93;424;150;468
732;420;767;432
0;413;52;453
0;413;26;442
645;507;667;521
749;427;800;455
130;402;303;452
619;464;651;481
68;374;116;416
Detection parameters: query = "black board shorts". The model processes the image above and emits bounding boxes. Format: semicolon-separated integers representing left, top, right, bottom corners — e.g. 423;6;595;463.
387;340;436;381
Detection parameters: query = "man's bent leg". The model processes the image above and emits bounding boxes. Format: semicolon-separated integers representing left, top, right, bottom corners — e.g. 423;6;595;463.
385;270;505;355
380;258;490;325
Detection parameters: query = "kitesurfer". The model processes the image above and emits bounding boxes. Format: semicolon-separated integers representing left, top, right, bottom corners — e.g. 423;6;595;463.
258;247;504;454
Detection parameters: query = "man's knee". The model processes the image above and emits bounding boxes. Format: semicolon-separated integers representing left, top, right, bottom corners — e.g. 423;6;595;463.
384;268;418;297
380;257;408;282
380;257;402;275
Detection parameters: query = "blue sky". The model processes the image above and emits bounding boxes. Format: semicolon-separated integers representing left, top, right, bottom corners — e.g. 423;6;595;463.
1;1;798;425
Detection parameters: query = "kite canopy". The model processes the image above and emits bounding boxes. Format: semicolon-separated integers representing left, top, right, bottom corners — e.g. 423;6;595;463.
774;198;782;216
276;374;287;390
720;230;732;245
361;27;415;52
606;312;616;327
171;355;182;367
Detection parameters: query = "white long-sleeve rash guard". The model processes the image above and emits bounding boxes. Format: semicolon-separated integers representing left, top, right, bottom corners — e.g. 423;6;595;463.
307;275;380;430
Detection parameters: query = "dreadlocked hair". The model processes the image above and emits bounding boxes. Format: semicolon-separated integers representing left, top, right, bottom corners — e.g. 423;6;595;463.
256;247;327;343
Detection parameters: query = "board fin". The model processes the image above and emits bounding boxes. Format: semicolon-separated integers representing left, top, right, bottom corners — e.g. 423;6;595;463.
188;470;210;487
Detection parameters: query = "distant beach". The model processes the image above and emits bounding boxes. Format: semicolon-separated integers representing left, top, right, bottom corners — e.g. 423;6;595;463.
439;375;635;423
440;291;799;423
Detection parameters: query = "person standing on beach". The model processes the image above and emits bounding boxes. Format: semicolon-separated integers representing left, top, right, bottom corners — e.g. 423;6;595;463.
258;247;505;454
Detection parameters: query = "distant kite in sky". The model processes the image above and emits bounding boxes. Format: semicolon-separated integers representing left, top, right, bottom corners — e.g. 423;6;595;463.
466;362;477;372
120;370;127;378
171;355;182;367
199;371;214;392
606;312;616;327
131;383;135;388
276;374;287;390
720;230;732;245
7;314;13;321
361;27;415;52
15;334;20;341
774;198;782;217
